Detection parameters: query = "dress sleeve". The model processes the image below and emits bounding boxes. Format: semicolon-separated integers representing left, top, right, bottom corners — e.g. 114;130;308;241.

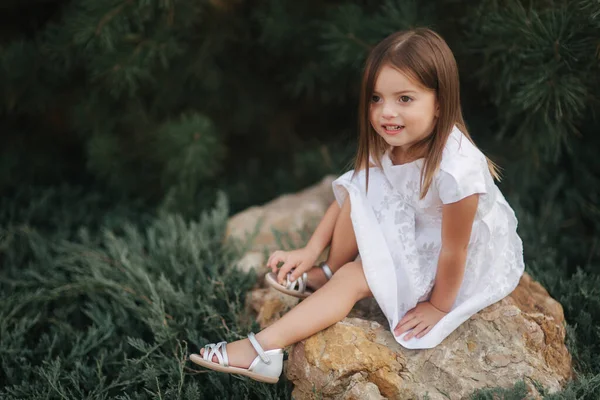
332;170;356;206
436;156;488;204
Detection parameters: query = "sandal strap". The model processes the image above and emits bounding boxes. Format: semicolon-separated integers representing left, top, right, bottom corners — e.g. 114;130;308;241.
319;262;333;280
220;342;229;367
203;341;229;367
247;332;270;364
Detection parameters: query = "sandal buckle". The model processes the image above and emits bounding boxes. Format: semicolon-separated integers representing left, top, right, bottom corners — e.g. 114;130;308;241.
247;332;271;364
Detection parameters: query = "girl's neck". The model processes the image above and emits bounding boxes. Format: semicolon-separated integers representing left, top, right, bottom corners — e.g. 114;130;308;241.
390;146;425;165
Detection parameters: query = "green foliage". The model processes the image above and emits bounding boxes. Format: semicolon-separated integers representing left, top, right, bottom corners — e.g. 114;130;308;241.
156;113;225;184
1;185;599;398
1;0;598;186
0;191;292;399
469;381;529;399
530;266;600;374
463;0;599;160
2;0;598;221
543;373;600;399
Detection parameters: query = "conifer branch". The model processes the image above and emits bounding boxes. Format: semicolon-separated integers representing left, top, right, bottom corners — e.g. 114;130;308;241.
96;0;134;35
168;5;175;27
346;32;372;51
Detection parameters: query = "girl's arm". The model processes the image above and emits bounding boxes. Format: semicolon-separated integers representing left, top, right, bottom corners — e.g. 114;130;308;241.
269;200;341;284
304;159;373;257
305;200;342;258
394;194;479;340
429;194;479;312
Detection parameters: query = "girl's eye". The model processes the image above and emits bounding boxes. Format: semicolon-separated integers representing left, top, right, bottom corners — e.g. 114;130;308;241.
371;95;381;103
399;95;412;103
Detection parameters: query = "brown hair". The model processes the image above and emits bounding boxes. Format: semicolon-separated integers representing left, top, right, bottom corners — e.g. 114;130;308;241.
353;28;499;199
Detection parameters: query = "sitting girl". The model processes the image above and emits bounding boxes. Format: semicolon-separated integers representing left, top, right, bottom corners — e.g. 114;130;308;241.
190;27;525;384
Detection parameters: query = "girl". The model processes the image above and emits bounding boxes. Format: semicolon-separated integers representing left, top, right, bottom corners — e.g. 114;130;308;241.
190;28;525;384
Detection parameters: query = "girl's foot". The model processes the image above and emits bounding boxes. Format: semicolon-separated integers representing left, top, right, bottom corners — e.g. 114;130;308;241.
198;338;257;369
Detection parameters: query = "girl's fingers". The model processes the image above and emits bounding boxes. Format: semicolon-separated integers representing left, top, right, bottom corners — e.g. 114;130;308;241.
267;251;282;268
268;257;277;272
395;315;419;336
289;261;309;281
277;260;296;283
398;312;413;326
416;325;432;339
268;253;285;271
405;322;428;340
395;313;416;334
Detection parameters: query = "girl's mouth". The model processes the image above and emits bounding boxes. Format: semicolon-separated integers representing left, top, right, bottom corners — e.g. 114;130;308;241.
382;125;404;135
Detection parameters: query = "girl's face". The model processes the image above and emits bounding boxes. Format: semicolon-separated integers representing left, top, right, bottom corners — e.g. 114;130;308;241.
369;64;439;162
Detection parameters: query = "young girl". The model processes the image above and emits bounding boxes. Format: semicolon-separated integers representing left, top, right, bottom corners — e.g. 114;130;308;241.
190;28;525;384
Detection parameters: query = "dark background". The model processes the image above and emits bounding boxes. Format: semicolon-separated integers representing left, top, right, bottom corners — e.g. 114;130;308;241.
1;0;599;398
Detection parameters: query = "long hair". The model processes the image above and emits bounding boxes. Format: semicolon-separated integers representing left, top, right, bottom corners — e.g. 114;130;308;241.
353;28;499;199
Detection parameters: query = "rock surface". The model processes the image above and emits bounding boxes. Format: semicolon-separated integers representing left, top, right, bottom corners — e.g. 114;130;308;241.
227;176;573;399
227;175;336;276
285;280;572;399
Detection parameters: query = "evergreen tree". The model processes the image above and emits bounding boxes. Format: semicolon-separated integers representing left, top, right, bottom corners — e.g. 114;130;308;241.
1;0;599;397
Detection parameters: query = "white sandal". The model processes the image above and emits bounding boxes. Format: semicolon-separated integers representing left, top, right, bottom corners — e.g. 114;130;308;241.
265;262;333;299
189;332;284;384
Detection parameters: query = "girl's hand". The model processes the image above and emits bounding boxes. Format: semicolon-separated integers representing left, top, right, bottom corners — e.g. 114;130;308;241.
266;247;319;285
393;301;448;341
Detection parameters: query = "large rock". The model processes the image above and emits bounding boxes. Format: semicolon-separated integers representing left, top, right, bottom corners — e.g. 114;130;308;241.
226;175;336;275
285;274;572;399
228;176;572;399
226;176;336;252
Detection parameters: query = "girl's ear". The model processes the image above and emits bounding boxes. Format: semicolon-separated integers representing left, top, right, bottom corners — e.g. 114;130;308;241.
435;99;440;118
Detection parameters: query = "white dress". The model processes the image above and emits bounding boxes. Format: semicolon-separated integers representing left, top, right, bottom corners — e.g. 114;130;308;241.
332;126;525;349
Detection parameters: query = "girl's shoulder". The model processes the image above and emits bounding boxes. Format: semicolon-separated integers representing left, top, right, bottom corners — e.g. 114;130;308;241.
435;126;490;204
439;126;486;174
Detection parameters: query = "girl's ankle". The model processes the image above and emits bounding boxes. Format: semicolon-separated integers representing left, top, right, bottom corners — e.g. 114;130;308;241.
306;266;329;290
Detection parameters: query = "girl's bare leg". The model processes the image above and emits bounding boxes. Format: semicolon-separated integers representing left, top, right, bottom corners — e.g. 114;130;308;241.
200;260;372;367
305;197;358;290
198;197;364;366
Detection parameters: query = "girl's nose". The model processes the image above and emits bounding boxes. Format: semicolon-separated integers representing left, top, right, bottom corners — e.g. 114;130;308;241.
382;106;399;119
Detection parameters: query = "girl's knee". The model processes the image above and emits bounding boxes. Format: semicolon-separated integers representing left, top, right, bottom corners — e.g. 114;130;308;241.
333;261;372;299
332;261;358;278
